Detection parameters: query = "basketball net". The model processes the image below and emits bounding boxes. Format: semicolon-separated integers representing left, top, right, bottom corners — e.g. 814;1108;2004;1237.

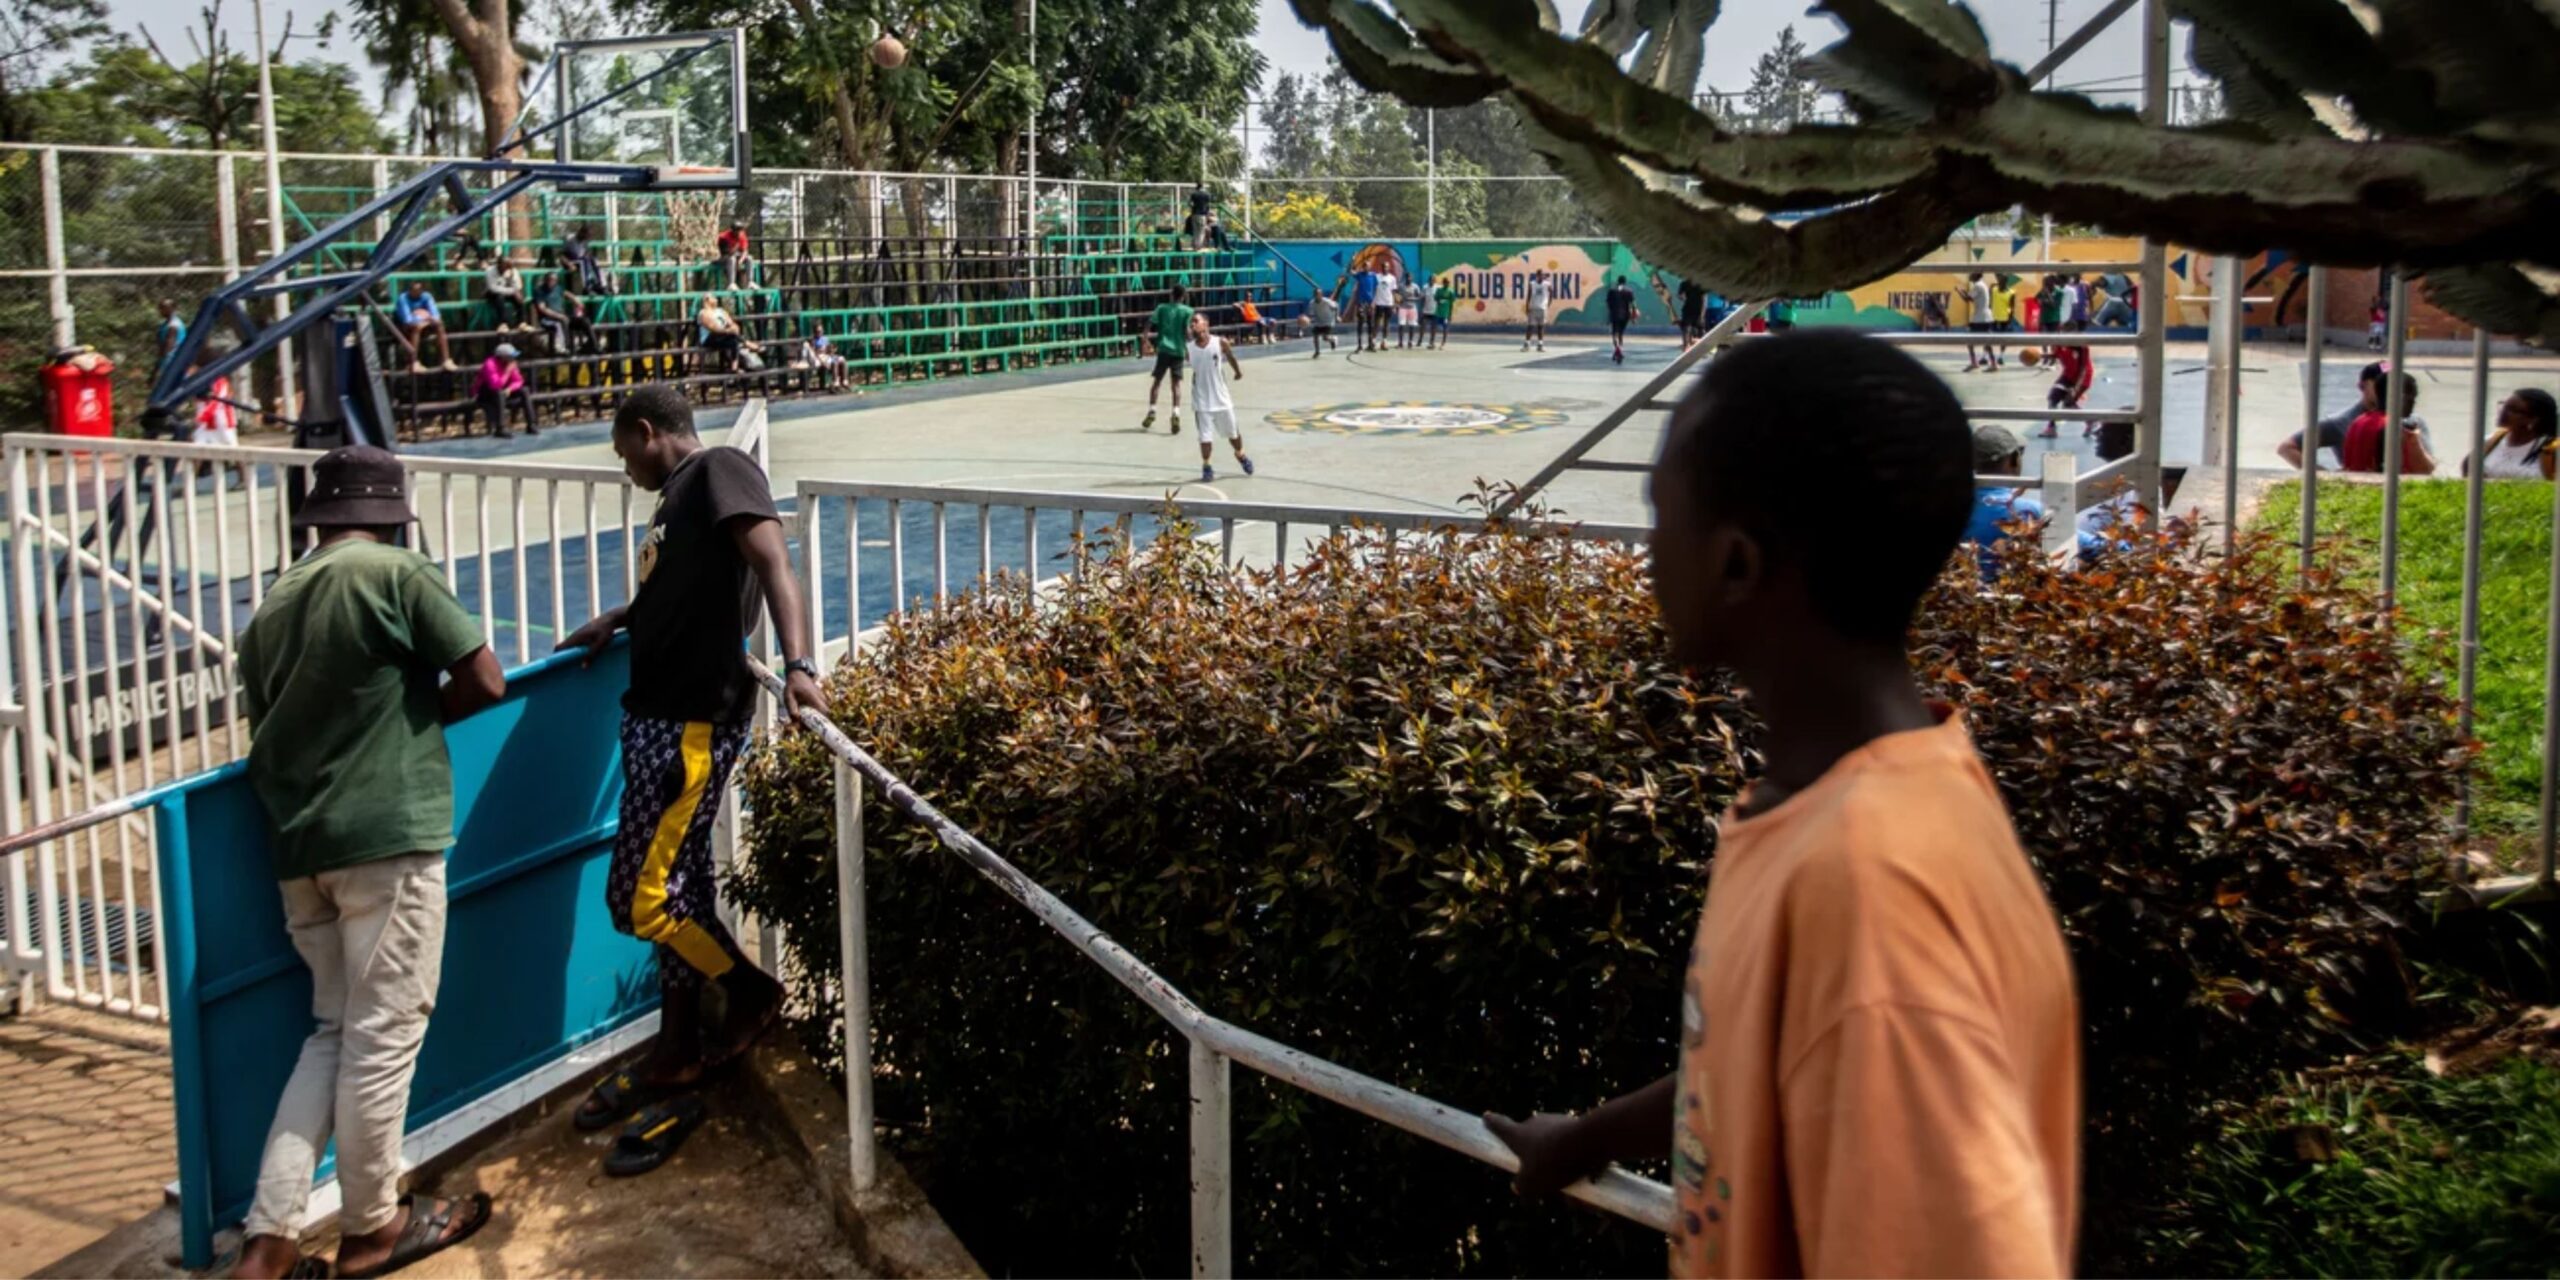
663;185;728;262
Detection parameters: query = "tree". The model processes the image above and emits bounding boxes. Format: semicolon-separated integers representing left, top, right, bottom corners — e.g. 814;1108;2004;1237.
1739;24;1813;131
1257;72;1325;184
610;0;1261;182
345;0;528;160
0;0;105;141
1404;96;1597;238
1248;61;1498;239
1287;0;2560;345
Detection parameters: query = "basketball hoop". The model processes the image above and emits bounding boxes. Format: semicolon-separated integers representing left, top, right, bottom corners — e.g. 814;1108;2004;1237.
661;169;732;262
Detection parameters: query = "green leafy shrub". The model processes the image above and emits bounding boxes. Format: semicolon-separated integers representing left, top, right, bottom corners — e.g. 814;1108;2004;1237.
734;515;2472;1276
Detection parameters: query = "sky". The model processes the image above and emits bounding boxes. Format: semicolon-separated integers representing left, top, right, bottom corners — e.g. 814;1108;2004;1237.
102;0;2171;131
1249;1;2161;104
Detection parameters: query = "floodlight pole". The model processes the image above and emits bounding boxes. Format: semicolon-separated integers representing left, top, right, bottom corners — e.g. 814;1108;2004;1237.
1013;0;1024;243
1426;108;1436;239
251;0;299;418
2041;0;2055;257
2134;0;2169;513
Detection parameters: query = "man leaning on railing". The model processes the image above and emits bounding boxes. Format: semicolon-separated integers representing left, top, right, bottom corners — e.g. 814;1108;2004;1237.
230;446;506;1279
554;384;828;1175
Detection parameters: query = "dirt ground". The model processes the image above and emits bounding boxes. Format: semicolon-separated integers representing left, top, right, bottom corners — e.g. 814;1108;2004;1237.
293;1081;870;1280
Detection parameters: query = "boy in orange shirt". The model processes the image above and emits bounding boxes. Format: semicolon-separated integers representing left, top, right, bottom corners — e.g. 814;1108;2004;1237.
1487;330;2081;1278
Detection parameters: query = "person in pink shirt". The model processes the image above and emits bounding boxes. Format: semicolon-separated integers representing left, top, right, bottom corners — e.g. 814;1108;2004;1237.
474;343;535;439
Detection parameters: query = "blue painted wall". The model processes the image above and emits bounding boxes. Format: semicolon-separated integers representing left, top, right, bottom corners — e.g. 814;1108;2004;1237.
157;643;653;1267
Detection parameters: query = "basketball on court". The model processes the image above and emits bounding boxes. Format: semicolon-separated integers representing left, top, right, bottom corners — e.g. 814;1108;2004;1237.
2019;346;2044;367
870;34;907;68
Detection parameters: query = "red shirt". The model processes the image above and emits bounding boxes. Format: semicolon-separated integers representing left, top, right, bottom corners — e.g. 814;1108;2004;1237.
716;229;749;255
2052;345;2091;394
196;375;237;432
2341;410;2426;473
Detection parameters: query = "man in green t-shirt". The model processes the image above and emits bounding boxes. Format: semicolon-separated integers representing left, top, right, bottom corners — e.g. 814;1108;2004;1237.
229;446;506;1280
1431;276;1459;350
1141;283;1194;434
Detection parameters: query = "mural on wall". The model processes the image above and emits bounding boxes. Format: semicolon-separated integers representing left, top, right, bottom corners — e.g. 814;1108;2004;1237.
1260;236;2294;335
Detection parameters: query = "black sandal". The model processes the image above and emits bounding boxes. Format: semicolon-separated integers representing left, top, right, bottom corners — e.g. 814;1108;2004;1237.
336;1192;491;1280
603;1094;709;1178
281;1254;335;1279
574;1069;683;1133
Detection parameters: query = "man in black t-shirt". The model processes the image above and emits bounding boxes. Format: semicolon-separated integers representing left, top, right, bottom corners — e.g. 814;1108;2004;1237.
1606;275;1637;364
1677;279;1708;350
560;385;827;1152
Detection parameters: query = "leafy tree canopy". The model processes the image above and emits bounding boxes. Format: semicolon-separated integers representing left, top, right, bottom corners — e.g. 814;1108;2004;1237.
608;0;1261;180
19;39;394;153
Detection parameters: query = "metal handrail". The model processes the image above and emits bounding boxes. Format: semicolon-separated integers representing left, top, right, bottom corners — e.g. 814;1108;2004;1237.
792;477;1648;544
0;791;159;861
741;655;1674;1275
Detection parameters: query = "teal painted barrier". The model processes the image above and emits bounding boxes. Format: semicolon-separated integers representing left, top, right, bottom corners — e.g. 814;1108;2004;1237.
154;641;653;1268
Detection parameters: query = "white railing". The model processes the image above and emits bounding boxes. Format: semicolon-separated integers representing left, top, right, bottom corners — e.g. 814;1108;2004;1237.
789;477;1644;662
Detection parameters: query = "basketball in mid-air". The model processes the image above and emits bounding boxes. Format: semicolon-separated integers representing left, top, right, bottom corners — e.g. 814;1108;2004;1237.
2019;346;2044;367
870;34;907;69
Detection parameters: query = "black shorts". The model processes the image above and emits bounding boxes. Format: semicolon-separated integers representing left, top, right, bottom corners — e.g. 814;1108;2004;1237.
1153;350;1184;377
1968;321;1992;333
1312;325;1334;336
1610;319;1631;335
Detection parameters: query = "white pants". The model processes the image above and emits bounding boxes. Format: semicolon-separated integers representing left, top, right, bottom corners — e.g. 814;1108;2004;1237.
244;853;447;1241
1194;406;1238;444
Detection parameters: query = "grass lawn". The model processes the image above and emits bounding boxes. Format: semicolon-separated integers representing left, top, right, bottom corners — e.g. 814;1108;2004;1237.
2273;476;2549;844
2255;478;2555;847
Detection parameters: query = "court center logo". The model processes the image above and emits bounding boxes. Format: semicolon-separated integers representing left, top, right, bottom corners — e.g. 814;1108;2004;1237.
1264;401;1569;437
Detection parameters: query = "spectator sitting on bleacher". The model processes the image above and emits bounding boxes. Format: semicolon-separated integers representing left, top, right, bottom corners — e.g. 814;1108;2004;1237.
1203;213;1232;253
799;329;847;387
484;256;528;332
716;222;753;290
562;229;613;296
392;280;460;373
1237;299;1279;344
531;272;595;355
696;293;757;373
474;342;536;439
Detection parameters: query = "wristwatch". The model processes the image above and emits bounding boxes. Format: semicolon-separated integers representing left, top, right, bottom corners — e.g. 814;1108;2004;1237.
785;657;822;681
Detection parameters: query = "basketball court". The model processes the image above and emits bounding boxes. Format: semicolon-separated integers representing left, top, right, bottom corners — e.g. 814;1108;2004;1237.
424;328;2542;532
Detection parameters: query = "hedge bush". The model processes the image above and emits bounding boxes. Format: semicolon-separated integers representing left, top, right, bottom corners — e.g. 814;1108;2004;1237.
733;512;2472;1277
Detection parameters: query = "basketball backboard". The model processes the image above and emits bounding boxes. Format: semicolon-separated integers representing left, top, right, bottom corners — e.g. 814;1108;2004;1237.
552;30;747;189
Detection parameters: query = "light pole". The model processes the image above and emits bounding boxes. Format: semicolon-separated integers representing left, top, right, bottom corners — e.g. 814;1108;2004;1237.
250;0;299;418
2041;0;2057;256
1013;0;1024;241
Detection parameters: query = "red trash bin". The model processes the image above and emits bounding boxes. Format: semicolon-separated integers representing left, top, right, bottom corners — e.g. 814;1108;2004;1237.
40;347;115;438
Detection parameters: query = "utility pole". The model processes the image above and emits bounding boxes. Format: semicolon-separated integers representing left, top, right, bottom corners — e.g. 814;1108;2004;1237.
252;0;300;419
1425;108;1436;239
1025;0;1038;244
2041;0;2057;257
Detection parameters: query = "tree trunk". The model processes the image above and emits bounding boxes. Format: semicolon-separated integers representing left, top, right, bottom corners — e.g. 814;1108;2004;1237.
470;47;529;247
427;0;530;246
